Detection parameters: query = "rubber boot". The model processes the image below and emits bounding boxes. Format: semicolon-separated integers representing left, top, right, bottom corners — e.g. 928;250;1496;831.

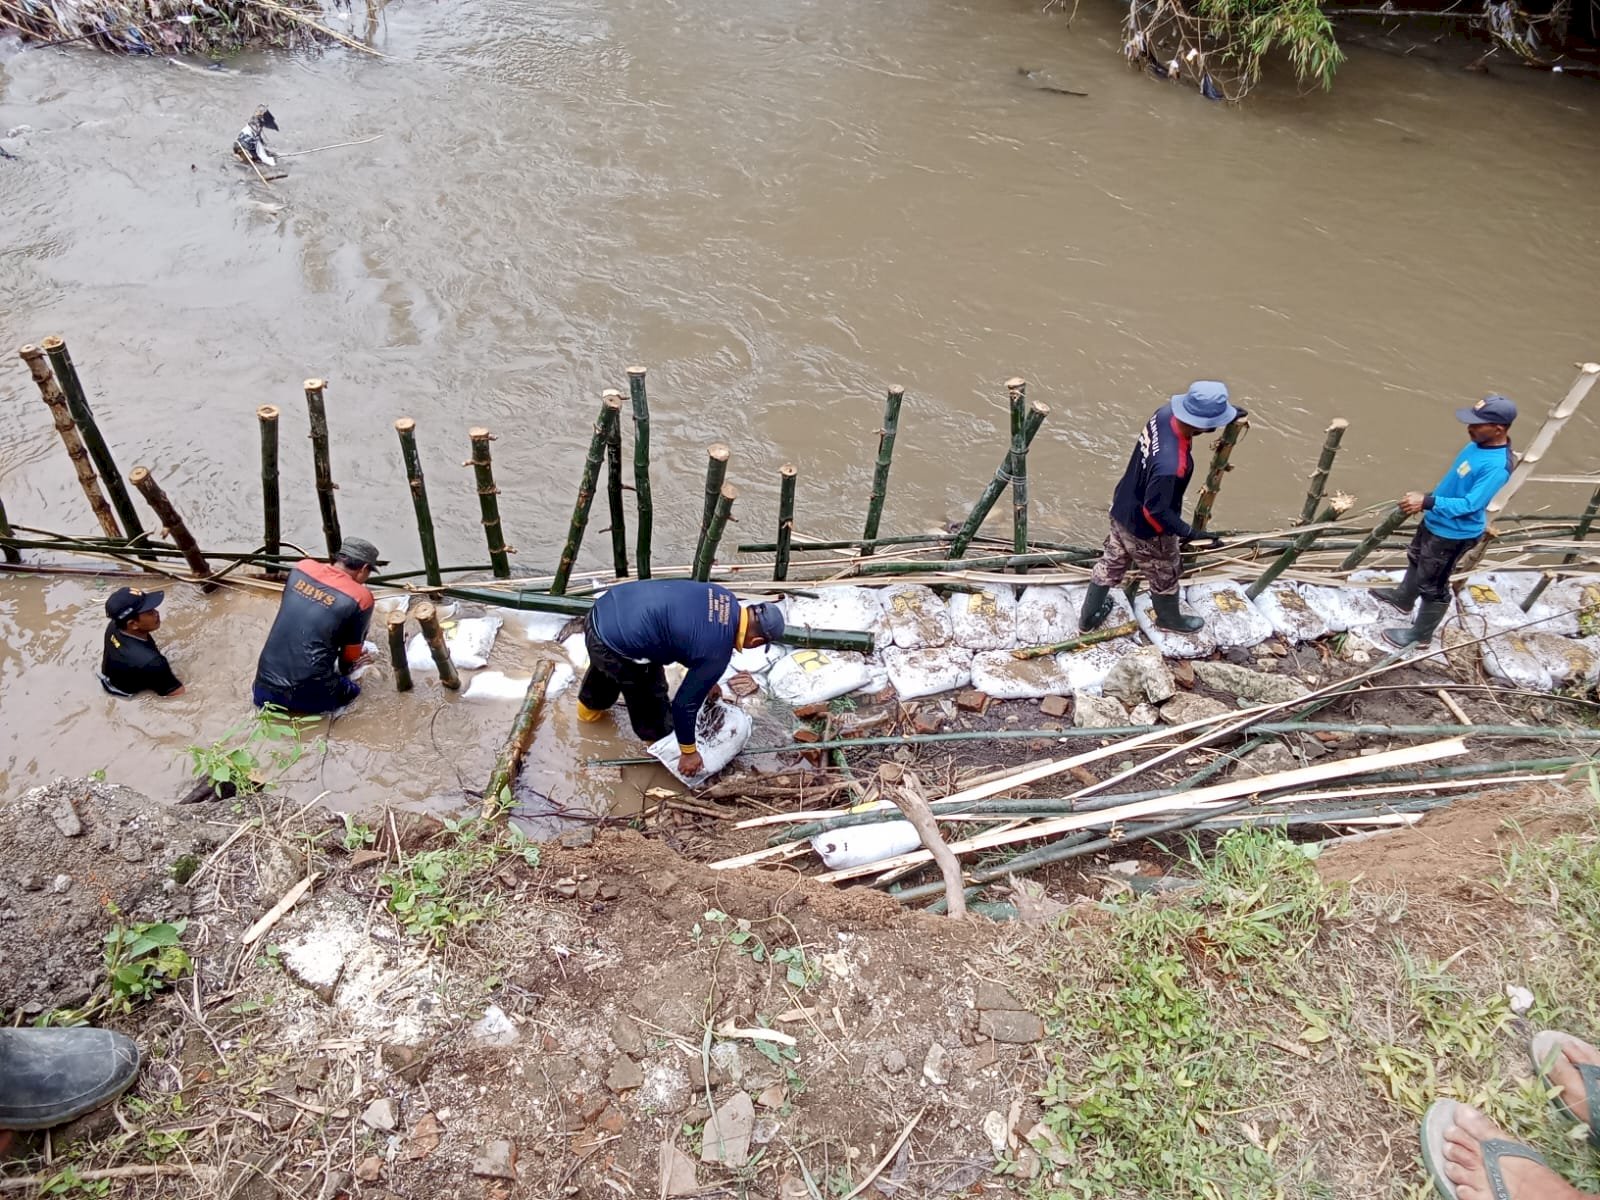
1150;592;1204;633
1382;599;1449;650
1079;584;1114;633
1371;566;1421;615
0;1028;140;1130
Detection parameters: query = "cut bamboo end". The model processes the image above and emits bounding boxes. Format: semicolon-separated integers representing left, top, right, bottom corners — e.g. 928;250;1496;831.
708;443;730;463
1327;493;1355;516
469;426;492;440
1005;377;1025;390
602;388;624;401
18;343;42;361
1327;418;1349;431
304;378;326;392
128;467;150;485
395;417;416;433
887;385;905;398
38;336;63;352
626;365;646;378
1029;399;1050;417
780;463;798;479
257;405;280;422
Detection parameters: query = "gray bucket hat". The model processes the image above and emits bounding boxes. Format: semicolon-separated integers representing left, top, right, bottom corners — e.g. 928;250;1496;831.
1170;381;1238;430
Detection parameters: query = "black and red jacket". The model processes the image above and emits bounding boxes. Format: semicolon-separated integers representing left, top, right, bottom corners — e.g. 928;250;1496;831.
253;559;374;705
1109;404;1196;541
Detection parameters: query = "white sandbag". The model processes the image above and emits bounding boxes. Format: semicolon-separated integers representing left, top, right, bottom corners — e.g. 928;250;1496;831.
348;640;380;682
648;701;753;786
462;670;532;702
1482;632;1600;691
811;821;923;871
405;615;503;672
1252;583;1330;643
881;584;954;649
855;658;892;697
971;649;1073;700
1523;578;1600;638
1456;573;1536;633
1132;594;1216;660
1480;634;1554;691
1014;586;1079;647
502;610;571;644
1057;638;1141;695
882;646;973;700
730;644;783;674
1185;581;1273;649
783;587;887;645
768;649;873;706
947;585;1017;651
562;632;590;674
1299;583;1388;633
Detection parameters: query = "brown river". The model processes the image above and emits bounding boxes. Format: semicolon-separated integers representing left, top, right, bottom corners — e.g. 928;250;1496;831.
1;0;1598;813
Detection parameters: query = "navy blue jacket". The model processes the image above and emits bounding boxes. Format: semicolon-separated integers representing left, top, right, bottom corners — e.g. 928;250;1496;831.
1109;404;1197;541
590;581;741;750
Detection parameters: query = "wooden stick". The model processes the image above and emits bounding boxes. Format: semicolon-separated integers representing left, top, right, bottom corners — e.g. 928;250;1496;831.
482;660;556;817
468;427;512;579
1340;504;1411;570
277;134;384;158
303;379;341;559
698;443;731;551
412;600;460;690
128;467;216;590
774;463;798;582
241;0;388;54
628;366;653;580
1435;689;1470;724
1012;620;1138;660
692;484;736;582
1007;379;1029;561
18;344;121;540
242;873;321;944
1246;495;1353;599
1487;362;1600;522
949;400;1048;559
1190;415;1250;533
394;418;441;587
257;405;282;579
840;1109;925;1200
1299;419;1348;526
387;610;412;693
879;766;965;918
603;389;629;578
553;395;621;595
0;492;18;564
860;386;905;555
0;1164;217;1190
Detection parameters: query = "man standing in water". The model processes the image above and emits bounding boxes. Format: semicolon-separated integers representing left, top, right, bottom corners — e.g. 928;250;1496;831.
1374;394;1516;648
1079;382;1239;634
98;587;185;697
252;538;379;714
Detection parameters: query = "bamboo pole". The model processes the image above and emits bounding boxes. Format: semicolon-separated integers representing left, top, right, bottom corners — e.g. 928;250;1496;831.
602;389;629;579
628;366;653;580
698;443;731;549
412;601;460;689
1298;419;1348;526
1340;504;1412;570
257;405;283;580
38;337;147;549
1190;415;1250;533
1563;482;1600;566
18;344;121;540
949;400;1049;559
128;467;216;591
774;464;798;582
386;610;412;693
552;395;621;596
1012;620;1138;659
483;660;557;816
303;379;341;559
1247;495;1354;599
0;494;19;564
394;418;441;588
693;484;736;582
860;386;905;556
467;427;512;579
1007;379;1028;560
1520;571;1556;613
1486;362;1600;522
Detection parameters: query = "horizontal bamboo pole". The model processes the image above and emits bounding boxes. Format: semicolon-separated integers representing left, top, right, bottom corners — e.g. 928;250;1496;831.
1013;621;1139;660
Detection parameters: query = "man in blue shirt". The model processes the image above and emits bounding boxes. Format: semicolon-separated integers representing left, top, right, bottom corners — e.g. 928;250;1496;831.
1375;394;1516;648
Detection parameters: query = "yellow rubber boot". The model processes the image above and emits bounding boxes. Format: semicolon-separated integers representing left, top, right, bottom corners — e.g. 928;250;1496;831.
576;702;607;724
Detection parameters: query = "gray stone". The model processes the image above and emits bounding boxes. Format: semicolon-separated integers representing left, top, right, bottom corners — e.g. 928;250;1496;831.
1159;693;1233;725
1101;647;1176;707
558;826;595;849
607;1057;645;1093
471;1140;518;1181
612;1016;645;1058
361;1097;399;1133
470;1004;521;1046
977;1010;1046;1044
281;939;346;1005
1192;661;1311;705
974;980;1022;1012
700;1091;755;1167
49;801;82;838
1128;703;1159;726
16;875;41;893
922;1043;950;1085
1072;693;1129;729
49;875;71;895
881;1049;908;1075
1237;743;1299;776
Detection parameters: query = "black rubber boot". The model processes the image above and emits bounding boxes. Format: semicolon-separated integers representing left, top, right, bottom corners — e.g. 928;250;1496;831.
1150;593;1204;633
0;1028;140;1130
1371;566;1421;615
1381;599;1449;650
1079;584;1114;632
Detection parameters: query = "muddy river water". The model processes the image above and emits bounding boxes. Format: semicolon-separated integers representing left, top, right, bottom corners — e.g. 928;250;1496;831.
1;0;1598;810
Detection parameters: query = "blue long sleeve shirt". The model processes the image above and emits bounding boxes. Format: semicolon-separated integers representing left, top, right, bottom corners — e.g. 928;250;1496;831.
589;581;741;751
1422;441;1514;540
1109;404;1197;541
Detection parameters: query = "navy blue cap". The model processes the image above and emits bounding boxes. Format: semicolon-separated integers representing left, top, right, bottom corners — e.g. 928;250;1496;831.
106;587;164;625
1170;381;1238;431
1456;393;1517;427
746;602;786;643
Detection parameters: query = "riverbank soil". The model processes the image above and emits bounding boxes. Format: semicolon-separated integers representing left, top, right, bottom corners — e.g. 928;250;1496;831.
1;773;1598;1199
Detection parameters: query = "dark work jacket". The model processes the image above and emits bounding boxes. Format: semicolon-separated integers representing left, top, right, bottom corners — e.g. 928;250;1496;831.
1109;404;1197;541
589;580;740;751
100;624;182;697
253;560;374;706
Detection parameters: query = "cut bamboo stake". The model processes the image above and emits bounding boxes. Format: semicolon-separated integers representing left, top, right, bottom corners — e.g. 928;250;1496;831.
1007;378;1029;560
628;366;653;580
1340;504;1411;570
1520;571;1556;613
552;395;621;595
948;400;1049;559
1013;621;1138;660
1299;419;1349;526
39;336;147;550
860;386;905;555
1190;415;1250;533
1486;362;1600;522
693;484;736;582
412;601;460;689
0;494;18;564
879;764;965;918
482;659;557;817
303;379;341;559
774;463;798;582
698;443;731;548
1247;495;1353;599
394;418;441;588
467;427;512;579
602;389;629;578
128;467;216;591
1564;483;1600;566
386;610;412;693
257;405;282;579
18;344;121;540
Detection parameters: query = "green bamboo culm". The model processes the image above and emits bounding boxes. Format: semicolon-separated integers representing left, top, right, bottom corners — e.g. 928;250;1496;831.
20;344;121;541
693;484;736;582
0;492;20;564
1007;379;1029;560
948;399;1050;559
394;419;442;589
774;463;798;582
1246;494;1353;599
467;427;512;579
1520;571;1556;613
552;394;622;596
1013;620;1139;660
1340;504;1412;570
699;443;731;548
257;405;283;579
481;659;557;818
1299;419;1349;527
1190;414;1250;533
128;466;216;591
386;610;412;693
1563;481;1600;566
854;549;1090;577
627;366;653;580
860;385;905;556
413;600;460;690
303;378;342;560
602;388;629;579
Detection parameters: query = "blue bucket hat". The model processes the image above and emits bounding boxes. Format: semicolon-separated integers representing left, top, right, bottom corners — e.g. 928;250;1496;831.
1170;381;1237;431
1455;393;1517;427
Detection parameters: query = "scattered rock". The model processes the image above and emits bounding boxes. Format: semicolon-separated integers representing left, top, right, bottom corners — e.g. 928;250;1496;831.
982;1110;1010;1156
1128;703;1159;726
970;1039;999;1070
558;826;595;850
1159;693;1232;724
881;1048;907;1075
1072;693;1128;729
911;709;943;735
50;874;71;895
660;1143;698;1197
1106;860;1141;876
954;689;990;714
726;672;761;699
49;800;83;838
1038;694;1070;719
700;1091;755;1167
16;875;41;893
1192;660;1310;704
281;938;346;1005
471;1005;521;1047
612;1017;645;1058
792;702;830;720
977;1010;1046;1044
974;980;1022;1011
922;1043;950;1085
756;1083;787;1109
1171;660;1196;687
596;1105;625;1134
1506;984;1535;1015
607;1057;645;1093
1101;646;1176;707
553;878;579;899
354;1156;384;1183
407;1112;444;1160
1237;743;1299;775
833;707;894;738
362;1097;399;1133
471;1140;518;1181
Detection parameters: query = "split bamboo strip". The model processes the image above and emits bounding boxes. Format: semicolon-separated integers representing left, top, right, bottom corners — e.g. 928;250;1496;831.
412;601;459;690
1299;419;1349;526
257;406;282;579
1340;504;1411;570
386;610;412;693
693;484;736;582
1190;415;1250;533
1013;621;1139;660
1521;572;1556;613
0;494;19;564
303;379;341;559
628;367;653;580
603;389;629;578
1247;495;1353;599
18;344;121;539
394;419;441;588
1487;362;1600;521
774;464;798;582
467;428;512;579
1008;379;1029;560
39;337;146;549
482;660;557;816
552;395;622;596
698;444;731;550
948;401;1049;559
127;467;215;591
860;386;905;555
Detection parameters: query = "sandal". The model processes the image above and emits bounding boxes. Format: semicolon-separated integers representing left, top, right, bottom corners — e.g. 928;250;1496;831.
1421;1099;1551;1200
1531;1030;1600;1149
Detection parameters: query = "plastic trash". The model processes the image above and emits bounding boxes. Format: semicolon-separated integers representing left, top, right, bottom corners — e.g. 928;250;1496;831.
562;632;590;674
881;584;954;649
1185;581;1273;649
648;701;753;786
767;649;873;706
462;670;532;702
1132;594;1216;660
883;646;973;700
811;821;923;870
947;585;1017;651
406;616;504;672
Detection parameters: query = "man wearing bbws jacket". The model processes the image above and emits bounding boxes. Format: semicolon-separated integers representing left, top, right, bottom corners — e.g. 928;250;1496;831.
252;538;379;715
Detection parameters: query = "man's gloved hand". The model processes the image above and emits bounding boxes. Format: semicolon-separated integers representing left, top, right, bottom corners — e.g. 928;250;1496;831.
678;750;705;779
1181;535;1225;551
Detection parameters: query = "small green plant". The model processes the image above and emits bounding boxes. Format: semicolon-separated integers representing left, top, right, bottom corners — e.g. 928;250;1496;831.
380;816;516;946
38;1165;110;1197
102;916;191;1011
184;705;316;794
340;815;376;852
88;768;107;782
827;695;857;713
169;854;200;886
696;910;818;988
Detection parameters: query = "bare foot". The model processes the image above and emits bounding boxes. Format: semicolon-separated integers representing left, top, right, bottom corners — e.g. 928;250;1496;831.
1442;1105;1592;1200
1542;1032;1600;1129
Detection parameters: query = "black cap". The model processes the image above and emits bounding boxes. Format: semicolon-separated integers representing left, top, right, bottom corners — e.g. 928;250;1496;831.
106;587;164;625
747;602;786;643
1455;393;1517;427
336;537;380;567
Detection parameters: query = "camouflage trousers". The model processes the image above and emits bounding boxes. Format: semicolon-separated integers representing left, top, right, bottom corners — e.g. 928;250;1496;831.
1089;519;1182;596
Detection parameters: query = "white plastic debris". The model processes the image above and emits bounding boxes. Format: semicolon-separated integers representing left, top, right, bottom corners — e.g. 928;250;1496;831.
1133;594;1216;660
406;615;504;672
783;587;887;645
882;646;973;700
971;649;1074;699
1252;583;1330;643
501;610;571;644
881;584;954;649
647;701;753;785
767;649;873;706
947;585;1017;651
372;594;409;617
1505;984;1535;1016
1185;581;1273;649
810;821;922;870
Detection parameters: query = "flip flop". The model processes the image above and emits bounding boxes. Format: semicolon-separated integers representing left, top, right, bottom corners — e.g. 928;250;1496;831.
1531;1030;1600;1148
1420;1099;1551;1200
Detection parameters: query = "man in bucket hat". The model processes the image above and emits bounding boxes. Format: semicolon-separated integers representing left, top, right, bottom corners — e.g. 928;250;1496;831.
252;537;379;714
1081;381;1243;634
1374;393;1517;648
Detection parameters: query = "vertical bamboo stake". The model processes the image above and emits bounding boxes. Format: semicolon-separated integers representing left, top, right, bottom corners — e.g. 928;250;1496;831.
257;405;282;579
552;395;621;596
1247;495;1354;599
1564;482;1600;566
1007;379;1028;560
386;610;413;693
1340;505;1411;570
0;493;19;564
128;467;216;591
39;337;146;549
482;659;557;817
17;344;121;540
394;418;441;588
699;444;731;547
1521;571;1556;613
303;379;341;559
860;386;905;555
412;601;460;689
1190;415;1250;534
692;484;736;582
774;464;798;582
603;389;629;578
467;428;512;579
949;401;1049;559
1299;419;1349;526
628;367;653;580
1486;362;1600;522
